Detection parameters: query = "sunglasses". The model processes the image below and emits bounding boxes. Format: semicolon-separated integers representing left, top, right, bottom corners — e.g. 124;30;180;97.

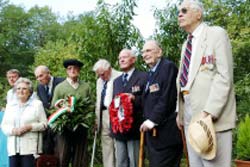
178;8;188;14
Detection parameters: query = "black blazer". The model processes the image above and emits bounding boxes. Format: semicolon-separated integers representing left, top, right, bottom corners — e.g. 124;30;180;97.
37;77;64;110
111;69;147;141
143;57;182;149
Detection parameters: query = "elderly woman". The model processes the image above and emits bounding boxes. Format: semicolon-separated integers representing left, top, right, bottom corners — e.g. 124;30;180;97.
1;77;47;167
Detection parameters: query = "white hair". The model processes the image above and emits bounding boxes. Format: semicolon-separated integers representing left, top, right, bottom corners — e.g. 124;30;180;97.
93;59;111;72
14;77;33;94
183;0;204;16
34;65;50;74
119;48;137;58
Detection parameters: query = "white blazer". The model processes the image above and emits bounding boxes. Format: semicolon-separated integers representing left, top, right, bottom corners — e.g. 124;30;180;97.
176;24;236;131
95;69;121;132
1;99;47;156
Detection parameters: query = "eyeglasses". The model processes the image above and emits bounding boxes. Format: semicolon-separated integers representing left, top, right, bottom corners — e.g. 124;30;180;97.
178;8;188;14
141;49;157;54
17;87;28;90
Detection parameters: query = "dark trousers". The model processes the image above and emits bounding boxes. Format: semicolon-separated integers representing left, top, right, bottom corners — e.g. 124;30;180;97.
148;145;183;167
9;154;35;167
42;128;56;155
56;126;88;167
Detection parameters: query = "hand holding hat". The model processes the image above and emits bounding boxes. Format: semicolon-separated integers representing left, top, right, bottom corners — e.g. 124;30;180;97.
188;114;217;160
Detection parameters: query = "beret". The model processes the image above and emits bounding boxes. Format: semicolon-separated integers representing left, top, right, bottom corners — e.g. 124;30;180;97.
63;59;83;68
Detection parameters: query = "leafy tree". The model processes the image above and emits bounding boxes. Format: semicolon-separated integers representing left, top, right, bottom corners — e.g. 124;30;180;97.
0;4;34;76
154;1;186;65
27;6;62;47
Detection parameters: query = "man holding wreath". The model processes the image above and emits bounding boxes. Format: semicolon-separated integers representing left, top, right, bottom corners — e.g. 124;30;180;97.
51;59;91;167
110;49;147;167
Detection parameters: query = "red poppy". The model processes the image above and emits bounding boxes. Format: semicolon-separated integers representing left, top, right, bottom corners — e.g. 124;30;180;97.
109;93;133;134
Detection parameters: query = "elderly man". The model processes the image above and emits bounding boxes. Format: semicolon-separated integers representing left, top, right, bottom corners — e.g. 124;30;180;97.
34;65;64;155
111;49;147;167
6;69;21;104
140;40;183;167
51;59;91;167
176;0;236;167
34;65;64;110
92;59;121;167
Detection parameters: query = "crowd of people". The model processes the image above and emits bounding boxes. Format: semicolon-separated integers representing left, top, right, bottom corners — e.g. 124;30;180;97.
0;0;236;167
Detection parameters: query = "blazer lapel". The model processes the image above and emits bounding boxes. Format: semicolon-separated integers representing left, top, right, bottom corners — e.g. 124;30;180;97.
97;79;102;107
150;58;163;84
144;58;162;95
124;70;140;93
188;25;208;87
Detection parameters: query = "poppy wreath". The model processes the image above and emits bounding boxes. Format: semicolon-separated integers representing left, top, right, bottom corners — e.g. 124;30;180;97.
109;93;133;134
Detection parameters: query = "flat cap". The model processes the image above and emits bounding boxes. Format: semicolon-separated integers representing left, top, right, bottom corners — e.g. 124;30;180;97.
63;59;83;68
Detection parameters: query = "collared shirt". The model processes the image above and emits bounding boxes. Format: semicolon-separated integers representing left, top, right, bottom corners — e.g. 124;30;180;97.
123;67;135;81
145;58;161;91
182;23;205;91
66;77;79;89
6;88;18;105
46;76;54;95
150;58;161;72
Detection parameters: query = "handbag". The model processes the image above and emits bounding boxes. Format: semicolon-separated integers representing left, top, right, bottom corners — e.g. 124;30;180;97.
36;154;58;167
36;132;58;167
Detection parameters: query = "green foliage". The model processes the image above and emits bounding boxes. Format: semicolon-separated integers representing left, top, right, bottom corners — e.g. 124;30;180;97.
0;4;35;76
50;97;95;134
236;115;250;160
0;77;10;109
235;74;250;120
202;0;250;82
32;40;80;78
154;1;186;65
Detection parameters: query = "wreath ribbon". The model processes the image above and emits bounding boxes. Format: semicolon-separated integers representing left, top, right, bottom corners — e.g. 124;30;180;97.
48;96;76;127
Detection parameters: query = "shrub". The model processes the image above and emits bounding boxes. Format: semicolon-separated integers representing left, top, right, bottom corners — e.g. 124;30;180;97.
236;115;250;160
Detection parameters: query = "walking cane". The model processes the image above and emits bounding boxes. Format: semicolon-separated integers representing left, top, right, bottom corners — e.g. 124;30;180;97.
138;131;145;167
180;128;189;167
90;130;98;167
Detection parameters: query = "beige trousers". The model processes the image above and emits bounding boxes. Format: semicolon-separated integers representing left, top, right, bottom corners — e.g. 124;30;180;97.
101;109;116;167
183;94;232;167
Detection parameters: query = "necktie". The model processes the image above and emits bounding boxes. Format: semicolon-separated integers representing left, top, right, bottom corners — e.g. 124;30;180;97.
122;73;128;87
101;81;107;109
145;70;154;92
148;70;154;85
180;34;193;87
45;85;50;99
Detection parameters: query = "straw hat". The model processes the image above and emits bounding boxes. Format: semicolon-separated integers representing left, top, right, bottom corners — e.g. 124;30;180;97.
188;114;216;160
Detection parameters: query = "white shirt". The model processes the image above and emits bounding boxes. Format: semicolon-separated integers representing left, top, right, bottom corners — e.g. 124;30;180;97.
66;77;79;89
6;88;18;105
47;76;54;95
123;67;135;81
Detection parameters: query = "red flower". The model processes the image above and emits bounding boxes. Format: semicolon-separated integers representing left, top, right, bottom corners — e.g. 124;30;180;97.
109;93;133;134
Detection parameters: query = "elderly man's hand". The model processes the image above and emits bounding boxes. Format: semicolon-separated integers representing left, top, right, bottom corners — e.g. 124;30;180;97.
176;113;183;130
140;119;155;132
125;93;135;101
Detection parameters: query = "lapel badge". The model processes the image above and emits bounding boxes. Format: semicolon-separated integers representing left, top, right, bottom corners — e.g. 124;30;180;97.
149;83;160;93
132;85;140;93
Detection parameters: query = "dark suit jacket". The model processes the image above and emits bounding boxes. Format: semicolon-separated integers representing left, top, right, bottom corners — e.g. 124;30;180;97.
143;58;182;165
111;69;147;141
37;77;64;110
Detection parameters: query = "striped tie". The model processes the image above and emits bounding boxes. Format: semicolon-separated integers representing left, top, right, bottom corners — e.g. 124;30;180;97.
180;34;193;87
